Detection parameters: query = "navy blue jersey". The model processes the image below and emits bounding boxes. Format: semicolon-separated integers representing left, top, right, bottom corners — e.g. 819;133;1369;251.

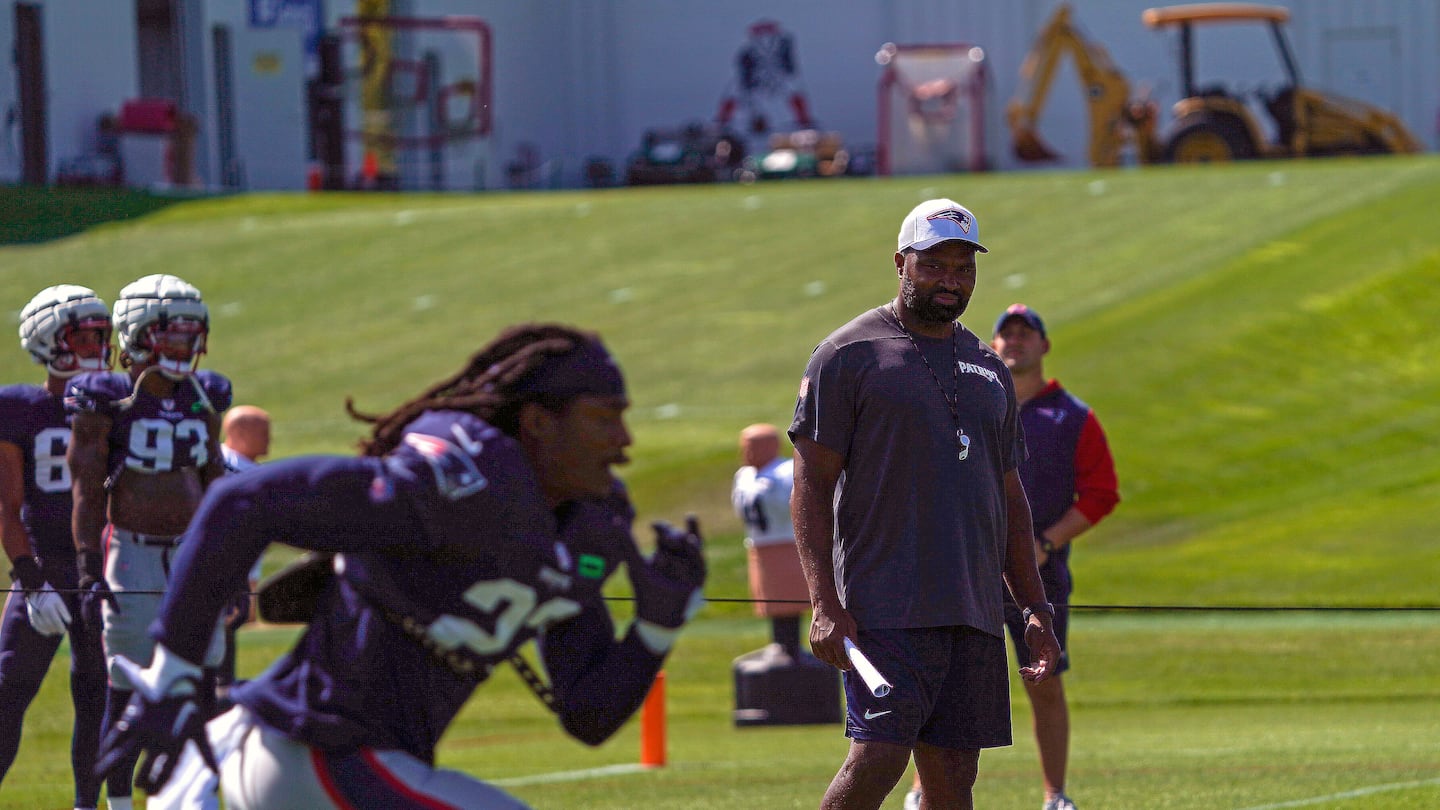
64;370;232;479
1011;381;1119;600
152;410;664;761
0;384;75;558
1019;386;1089;545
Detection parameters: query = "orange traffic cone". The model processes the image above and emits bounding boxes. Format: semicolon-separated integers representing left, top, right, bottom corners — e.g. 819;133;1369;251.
639;671;666;768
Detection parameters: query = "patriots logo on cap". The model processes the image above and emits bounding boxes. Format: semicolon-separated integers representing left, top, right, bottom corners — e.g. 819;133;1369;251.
927;209;973;234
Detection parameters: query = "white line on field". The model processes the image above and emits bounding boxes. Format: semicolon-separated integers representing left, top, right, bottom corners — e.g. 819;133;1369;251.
490;763;653;787
1235;776;1440;809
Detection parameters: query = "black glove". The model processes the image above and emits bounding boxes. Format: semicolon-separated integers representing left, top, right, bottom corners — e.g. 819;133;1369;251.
225;588;253;630
95;646;217;793
77;550;120;615
11;555;72;636
257;552;334;624
9;554;44;591
627;516;707;646
556;479;636;586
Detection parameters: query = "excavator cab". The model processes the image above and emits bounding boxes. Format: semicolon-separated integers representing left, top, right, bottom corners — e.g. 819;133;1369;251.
1143;3;1422;161
1144;4;1296;161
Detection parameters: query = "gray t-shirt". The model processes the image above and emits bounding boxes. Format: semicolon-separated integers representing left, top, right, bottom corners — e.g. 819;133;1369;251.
789;305;1025;636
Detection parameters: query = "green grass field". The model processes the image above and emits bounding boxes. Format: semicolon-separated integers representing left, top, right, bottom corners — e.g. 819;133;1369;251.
8;613;1439;809
3;155;1439;807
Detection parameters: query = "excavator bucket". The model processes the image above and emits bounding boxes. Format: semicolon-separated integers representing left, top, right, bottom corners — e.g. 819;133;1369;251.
1012;127;1062;162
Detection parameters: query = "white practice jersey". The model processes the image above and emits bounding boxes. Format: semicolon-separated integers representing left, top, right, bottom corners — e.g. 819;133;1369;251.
732;458;795;547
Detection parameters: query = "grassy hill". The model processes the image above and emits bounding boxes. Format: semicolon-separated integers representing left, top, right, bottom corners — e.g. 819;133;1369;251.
4;156;1439;611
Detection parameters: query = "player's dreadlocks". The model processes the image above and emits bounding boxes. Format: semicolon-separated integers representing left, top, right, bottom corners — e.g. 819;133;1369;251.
345;323;621;457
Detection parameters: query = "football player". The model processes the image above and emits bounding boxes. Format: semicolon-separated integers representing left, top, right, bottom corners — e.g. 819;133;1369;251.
96;323;706;809
66;275;232;810
0;285;112;810
215;405;272;695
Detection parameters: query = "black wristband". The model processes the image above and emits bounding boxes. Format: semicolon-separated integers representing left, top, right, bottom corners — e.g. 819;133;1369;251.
8;555;44;591
1022;602;1056;624
1038;536;1056;555
78;550;104;583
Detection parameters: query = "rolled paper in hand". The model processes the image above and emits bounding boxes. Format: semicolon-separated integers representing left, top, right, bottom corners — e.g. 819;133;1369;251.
843;637;892;697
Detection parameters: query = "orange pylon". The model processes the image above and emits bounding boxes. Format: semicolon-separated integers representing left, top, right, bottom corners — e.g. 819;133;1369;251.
639;670;666;767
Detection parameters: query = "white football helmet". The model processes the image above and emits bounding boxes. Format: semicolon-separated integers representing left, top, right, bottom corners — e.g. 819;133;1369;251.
18;284;113;378
113;274;209;379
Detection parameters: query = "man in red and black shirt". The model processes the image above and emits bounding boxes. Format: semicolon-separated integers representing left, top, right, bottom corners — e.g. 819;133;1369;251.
991;303;1119;810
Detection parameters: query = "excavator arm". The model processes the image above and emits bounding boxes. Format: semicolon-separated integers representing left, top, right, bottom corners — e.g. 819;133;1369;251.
1007;4;1160;167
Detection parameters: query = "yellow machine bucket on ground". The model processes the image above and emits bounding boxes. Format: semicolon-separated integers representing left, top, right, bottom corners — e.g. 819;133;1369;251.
1011;126;1062;162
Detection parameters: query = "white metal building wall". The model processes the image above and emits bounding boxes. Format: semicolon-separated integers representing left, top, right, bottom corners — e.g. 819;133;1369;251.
377;0;1439;186
0;1;138;185
1290;0;1439;150
3;1;1436;189
0;7;15;181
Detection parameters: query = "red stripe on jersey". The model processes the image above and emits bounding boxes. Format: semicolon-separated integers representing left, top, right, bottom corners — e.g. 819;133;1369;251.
310;747;356;810
1073;411;1119;524
361;748;460;810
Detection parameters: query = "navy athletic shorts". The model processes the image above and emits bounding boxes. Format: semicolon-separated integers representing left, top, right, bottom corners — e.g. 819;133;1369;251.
843;625;1011;750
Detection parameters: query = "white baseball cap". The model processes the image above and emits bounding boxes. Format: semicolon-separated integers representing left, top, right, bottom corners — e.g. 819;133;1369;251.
897;198;988;253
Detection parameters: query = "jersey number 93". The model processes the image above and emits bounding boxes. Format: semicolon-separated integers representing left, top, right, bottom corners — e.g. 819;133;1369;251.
125;417;210;472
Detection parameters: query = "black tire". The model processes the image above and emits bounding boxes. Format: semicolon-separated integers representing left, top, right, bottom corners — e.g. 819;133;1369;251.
1164;114;1256;163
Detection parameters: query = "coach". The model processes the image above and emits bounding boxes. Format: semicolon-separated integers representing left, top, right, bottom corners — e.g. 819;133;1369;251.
789;198;1060;810
992;303;1119;810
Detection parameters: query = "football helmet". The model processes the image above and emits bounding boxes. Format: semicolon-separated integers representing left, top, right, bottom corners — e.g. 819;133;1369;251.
18;284;113;378
113;274;209;379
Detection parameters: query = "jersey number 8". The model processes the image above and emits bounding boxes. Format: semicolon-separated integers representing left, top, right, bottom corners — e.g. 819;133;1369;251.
33;427;72;494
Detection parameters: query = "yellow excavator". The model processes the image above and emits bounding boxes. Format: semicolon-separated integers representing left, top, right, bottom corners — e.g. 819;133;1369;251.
1008;3;1423;166
1006;4;1161;167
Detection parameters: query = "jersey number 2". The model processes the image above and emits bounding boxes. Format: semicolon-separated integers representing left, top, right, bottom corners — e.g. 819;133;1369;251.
429;579;582;656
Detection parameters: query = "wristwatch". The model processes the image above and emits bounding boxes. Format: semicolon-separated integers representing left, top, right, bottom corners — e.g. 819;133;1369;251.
1021;602;1055;624
1037;536;1057;555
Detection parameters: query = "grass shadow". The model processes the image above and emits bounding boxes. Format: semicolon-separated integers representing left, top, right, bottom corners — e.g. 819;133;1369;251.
0;184;190;244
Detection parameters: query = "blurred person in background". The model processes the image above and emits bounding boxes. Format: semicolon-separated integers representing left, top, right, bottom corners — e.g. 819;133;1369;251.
908;304;1119;810
216;405;272;697
68;274;232;810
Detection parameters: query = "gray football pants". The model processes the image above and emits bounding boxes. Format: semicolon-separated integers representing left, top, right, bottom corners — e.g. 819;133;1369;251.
103;528;226;690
